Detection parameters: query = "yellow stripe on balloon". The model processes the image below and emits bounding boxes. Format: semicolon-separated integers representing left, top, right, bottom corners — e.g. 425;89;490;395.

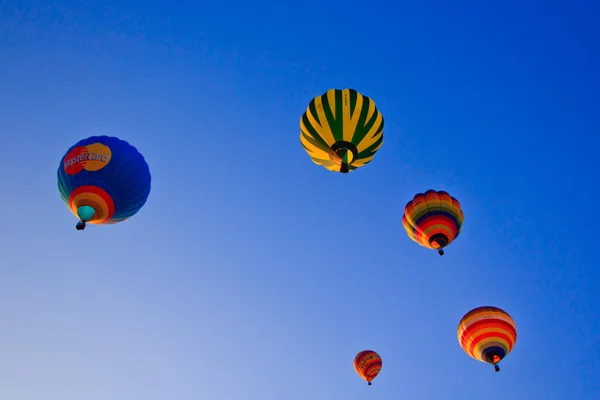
70;192;110;223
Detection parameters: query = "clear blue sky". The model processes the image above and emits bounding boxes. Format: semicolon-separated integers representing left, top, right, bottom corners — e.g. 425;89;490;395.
1;0;599;399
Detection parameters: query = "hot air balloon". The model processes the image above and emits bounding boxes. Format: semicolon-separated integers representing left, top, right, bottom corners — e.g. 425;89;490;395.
57;135;152;230
457;306;517;372
402;190;464;255
300;88;384;173
354;350;382;385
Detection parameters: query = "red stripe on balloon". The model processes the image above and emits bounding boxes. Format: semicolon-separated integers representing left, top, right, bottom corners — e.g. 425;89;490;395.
68;185;115;221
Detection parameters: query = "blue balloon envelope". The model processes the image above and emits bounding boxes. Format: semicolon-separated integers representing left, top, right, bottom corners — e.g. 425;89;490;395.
57;135;152;230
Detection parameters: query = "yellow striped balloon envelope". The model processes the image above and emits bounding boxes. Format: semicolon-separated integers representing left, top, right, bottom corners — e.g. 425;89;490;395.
300;88;384;173
353;350;382;385
402;190;464;256
457;306;517;372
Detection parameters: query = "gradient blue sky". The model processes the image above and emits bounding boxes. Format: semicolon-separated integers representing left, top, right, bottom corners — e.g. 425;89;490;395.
1;1;599;399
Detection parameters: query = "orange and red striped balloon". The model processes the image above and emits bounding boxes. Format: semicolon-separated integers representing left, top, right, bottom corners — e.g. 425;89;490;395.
353;350;382;385
402;190;464;255
457;306;517;372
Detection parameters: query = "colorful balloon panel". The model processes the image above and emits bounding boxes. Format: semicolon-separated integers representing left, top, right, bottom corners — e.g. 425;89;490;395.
457;306;517;371
402;190;464;255
57;136;151;229
354;350;382;385
300;88;384;173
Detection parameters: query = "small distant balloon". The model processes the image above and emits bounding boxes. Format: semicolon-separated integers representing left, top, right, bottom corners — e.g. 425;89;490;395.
457;306;517;372
354;350;382;385
300;88;384;173
57;135;152;230
402;190;464;255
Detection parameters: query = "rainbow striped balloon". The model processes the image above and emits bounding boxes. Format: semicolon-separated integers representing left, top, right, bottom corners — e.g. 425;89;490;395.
457;306;517;372
353;350;382;385
402;190;464;256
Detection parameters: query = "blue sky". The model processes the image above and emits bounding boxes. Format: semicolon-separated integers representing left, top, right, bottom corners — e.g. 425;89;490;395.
1;0;599;399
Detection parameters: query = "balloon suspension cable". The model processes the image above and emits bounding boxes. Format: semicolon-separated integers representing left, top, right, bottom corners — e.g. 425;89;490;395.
76;205;96;231
340;163;349;173
433;240;444;256
494;364;500;372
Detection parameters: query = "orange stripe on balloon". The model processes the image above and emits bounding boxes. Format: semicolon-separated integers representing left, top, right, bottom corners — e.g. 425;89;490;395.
465;328;514;359
354;351;381;382
424;190;439;202
468;330;514;357
473;338;510;360
417;215;458;236
460;319;517;347
68;185;115;223
420;224;455;242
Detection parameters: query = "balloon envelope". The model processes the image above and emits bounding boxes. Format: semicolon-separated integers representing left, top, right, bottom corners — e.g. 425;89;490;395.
353;350;382;385
300;88;384;173
57;135;151;229
457;306;517;371
402;190;464;255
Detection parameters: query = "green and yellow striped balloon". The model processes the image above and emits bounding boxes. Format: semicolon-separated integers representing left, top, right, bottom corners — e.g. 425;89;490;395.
300;88;384;173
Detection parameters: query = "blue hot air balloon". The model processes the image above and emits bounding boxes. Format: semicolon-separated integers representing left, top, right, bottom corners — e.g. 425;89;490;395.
57;135;152;230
